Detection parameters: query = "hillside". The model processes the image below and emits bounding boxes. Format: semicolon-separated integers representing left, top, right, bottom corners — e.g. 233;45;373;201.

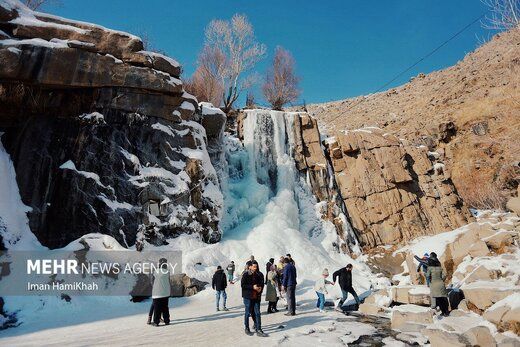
305;29;520;209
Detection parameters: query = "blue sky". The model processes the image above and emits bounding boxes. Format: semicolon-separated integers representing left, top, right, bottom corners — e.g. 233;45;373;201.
45;0;494;104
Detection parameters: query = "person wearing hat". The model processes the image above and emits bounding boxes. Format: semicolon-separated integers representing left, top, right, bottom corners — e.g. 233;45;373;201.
414;253;430;285
314;268;334;312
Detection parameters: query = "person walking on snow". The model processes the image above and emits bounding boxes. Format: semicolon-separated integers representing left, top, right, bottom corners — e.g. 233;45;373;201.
315;268;333;312
265;264;279;313
282;257;297;316
241;260;267;337
226;261;235;283
151;258;171;326
212;265;229;311
333;263;360;310
426;252;450;316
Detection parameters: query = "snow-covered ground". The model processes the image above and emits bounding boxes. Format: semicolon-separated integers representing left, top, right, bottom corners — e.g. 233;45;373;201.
1;284;388;346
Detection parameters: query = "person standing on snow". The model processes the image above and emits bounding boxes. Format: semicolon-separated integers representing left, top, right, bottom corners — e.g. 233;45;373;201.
315;268;333;312
151;258;171;326
282;257;297;316
265;264;279;313
226;261;235;283
241;260;267;337
212;265;229;312
426;252;450;316
265;258;274;284
333;263;360;311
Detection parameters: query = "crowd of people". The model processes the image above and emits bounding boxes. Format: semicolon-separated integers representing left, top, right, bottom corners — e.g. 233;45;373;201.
145;252;451;336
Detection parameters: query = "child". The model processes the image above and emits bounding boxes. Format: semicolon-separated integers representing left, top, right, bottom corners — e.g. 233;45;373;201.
314;268;333;312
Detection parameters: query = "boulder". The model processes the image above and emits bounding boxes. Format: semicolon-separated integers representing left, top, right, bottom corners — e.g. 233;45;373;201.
484;294;520;335
359;303;385;316
390;285;431;306
462;285;518;311
462;326;497;347
421;328;468;347
483;231;517;250
391;305;434;329
171;273;208;297
506;197;520;216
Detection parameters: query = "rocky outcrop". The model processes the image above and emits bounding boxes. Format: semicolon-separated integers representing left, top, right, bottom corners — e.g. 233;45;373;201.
325;128;473;248
0;1;222;249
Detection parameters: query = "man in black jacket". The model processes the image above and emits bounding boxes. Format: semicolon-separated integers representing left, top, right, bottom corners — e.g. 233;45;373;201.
241;260;267;337
333;264;360;310
212;266;228;312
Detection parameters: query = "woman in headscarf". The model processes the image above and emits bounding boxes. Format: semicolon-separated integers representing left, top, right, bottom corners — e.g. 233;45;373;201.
426;252;450;316
265;264;279;313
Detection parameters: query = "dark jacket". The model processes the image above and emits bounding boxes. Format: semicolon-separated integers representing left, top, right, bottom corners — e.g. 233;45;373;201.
212;269;227;291
241;270;264;300
282;262;297;287
333;268;353;290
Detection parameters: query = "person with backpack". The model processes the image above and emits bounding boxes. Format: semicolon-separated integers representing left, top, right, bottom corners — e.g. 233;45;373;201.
226;261;235;283
426;252;450;316
333;263;360;310
241;260;267;337
212;265;229;311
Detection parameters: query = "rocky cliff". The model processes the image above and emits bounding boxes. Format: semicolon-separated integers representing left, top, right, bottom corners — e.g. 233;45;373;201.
0;1;223;249
325;128;473;248
304;29;520;210
238;110;472;250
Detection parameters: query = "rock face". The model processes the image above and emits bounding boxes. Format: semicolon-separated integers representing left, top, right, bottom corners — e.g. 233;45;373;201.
0;1;222;249
305;29;520;208
325;128;473;248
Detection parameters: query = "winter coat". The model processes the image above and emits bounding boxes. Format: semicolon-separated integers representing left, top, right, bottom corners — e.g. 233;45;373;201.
426;265;448;297
241;270;264;300
314;277;333;294
282;262;297;287
226;263;235;275
414;255;429;272
212;269;227;291
265;270;278;302
332;268;353;290
152;267;171;299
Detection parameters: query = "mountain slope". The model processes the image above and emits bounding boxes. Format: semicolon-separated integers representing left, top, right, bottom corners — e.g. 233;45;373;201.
306;29;520;209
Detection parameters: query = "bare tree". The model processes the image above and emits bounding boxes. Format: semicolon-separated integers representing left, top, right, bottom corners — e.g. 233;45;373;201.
204;14;266;113
184;45;226;107
22;0;61;10
262;46;301;111
482;0;520;30
245;91;256;109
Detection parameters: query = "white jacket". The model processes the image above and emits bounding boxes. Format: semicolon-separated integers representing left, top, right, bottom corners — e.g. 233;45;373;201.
152;267;171;299
314;277;332;294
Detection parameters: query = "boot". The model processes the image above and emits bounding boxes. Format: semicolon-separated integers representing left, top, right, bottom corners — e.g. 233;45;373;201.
256;329;268;337
147;316;152;325
244;328;254;336
273;298;279;312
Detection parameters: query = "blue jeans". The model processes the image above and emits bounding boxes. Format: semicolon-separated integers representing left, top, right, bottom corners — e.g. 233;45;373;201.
338;287;360;308
243;298;261;330
227;273;234;282
316;292;325;310
216;290;227;309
